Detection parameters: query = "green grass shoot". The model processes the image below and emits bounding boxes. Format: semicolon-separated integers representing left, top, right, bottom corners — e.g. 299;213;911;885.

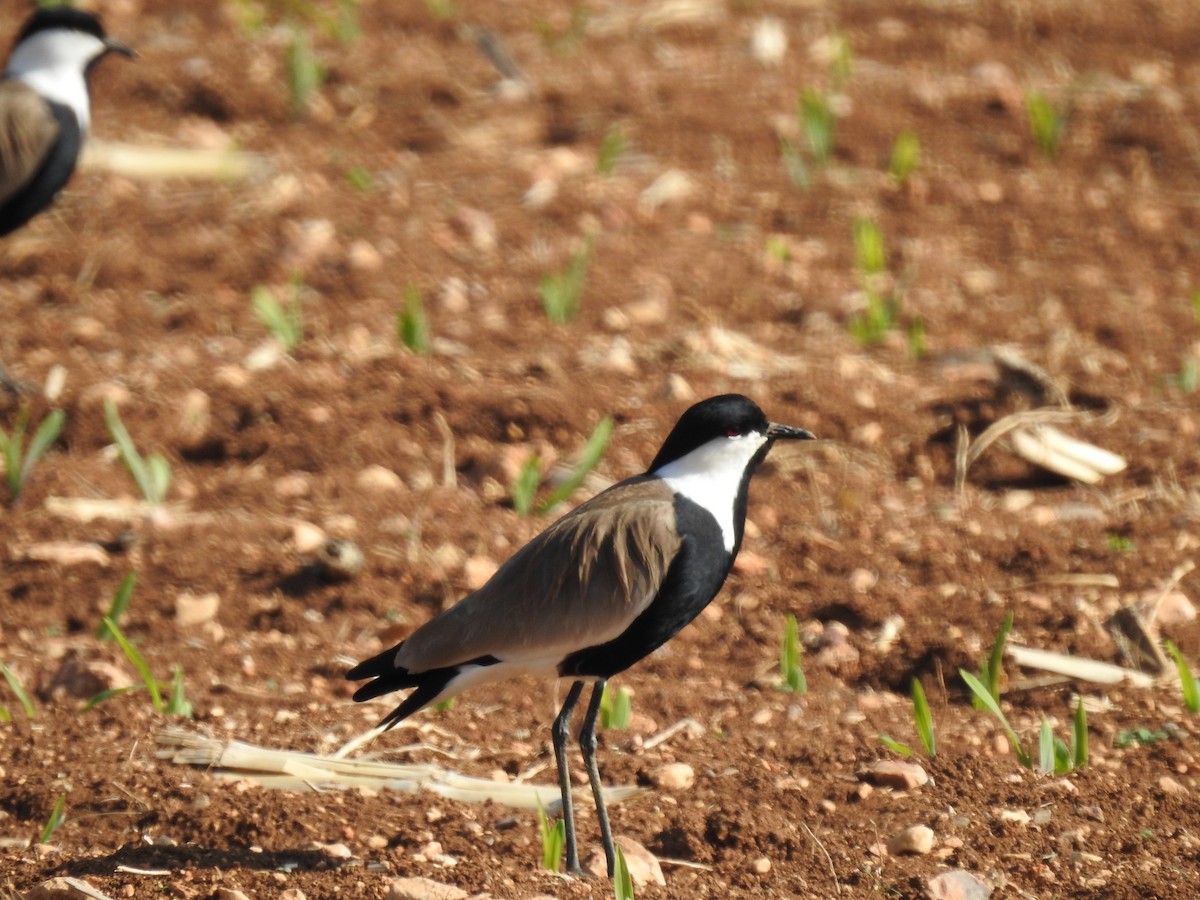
39;794;67;845
104;399;172;506
960;669;1031;768
1026;89;1064;159
613;842;635;900
0;662;36;720
286;27;326;117
888;129;921;185
87;617;192;719
537;416;613;515
853;216;886;276
879;734;913;757
1072;696;1088;769
0;405;65;504
95;572;137;641
798;88;835;167
167;665;193;718
1165;639;1200;713
600;683;632;730
540;237;593;324
975;610;1013;708
346;165;373;192
597;125;629;176
778;613;807;693
535;797;565;872
1036;701;1086;776
912;677;936;756
511;455;541;517
847;217;899;345
252;281;304;351
397;284;432;355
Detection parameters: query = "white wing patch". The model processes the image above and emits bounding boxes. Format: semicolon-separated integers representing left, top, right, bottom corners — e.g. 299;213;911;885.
654;433;767;552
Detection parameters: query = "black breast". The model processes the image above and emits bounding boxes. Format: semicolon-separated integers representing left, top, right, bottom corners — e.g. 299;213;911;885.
559;494;733;680
1;100;81;236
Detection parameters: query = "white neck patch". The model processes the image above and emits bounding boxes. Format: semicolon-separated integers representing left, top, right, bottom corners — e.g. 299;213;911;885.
654;432;768;553
7;29;107;131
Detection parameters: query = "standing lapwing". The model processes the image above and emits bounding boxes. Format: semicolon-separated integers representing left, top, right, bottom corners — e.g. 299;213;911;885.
347;394;815;876
0;7;132;237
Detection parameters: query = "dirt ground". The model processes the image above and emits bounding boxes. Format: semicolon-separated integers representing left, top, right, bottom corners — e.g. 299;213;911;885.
3;0;1200;897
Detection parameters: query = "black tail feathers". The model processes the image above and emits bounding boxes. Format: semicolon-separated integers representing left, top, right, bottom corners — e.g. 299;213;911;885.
345;643;459;731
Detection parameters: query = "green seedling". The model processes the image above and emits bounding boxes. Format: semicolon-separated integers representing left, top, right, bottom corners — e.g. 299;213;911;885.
600;683;632;730
286;26;327;116
907;317;927;360
1167;358;1199;395
879;734;913;757
1115;727;1171;748
434;697;456;713
613;842;635;900
888;129;921;185
86;617;192;719
104;400;172;506
0;662;36;721
537;417;612;515
912;677;936;756
961;669;1031;768
252;280;304;351
1106;533;1136;553
597;125;629;176
798;88;835;168
0;405;64;504
397;284;432;355
1072;696;1088;769
880;676;935;757
1036;698;1088;775
778;613;807;694
1026;89;1064;159
511;455;542;517
828;30;853;91
779;139;809;189
975;610;1013;708
39;794;67;845
346;165;373;192
95;572;137;641
535;796;565;872
847;217;901;346
540;237;593;324
1165;639;1200;713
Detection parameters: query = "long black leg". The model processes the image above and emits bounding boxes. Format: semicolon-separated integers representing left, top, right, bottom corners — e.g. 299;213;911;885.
580;679;615;877
553;679;586;875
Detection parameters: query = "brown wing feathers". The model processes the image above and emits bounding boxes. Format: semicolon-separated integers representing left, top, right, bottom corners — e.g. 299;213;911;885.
0;81;59;206
391;478;680;675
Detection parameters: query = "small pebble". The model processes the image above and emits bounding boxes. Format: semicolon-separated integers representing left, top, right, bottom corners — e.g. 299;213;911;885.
862;760;929;790
925;869;992;900
752;856;771;874
888;824;935;856
651;762;695;791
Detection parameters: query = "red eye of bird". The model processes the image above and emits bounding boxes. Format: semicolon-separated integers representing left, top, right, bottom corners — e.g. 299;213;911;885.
726;428;741;437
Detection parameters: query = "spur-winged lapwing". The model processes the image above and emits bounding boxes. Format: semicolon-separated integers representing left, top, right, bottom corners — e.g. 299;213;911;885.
347;394;814;876
0;8;132;237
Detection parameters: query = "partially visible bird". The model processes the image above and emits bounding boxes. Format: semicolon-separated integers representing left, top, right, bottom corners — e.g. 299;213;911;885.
0;8;132;391
347;394;815;876
0;7;132;236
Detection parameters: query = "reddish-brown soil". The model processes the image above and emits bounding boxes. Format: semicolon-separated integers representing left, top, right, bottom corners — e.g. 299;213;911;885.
3;1;1200;898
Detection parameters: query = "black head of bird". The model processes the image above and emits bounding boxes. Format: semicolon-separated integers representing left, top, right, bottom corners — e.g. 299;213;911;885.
347;394;815;877
0;8;133;236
